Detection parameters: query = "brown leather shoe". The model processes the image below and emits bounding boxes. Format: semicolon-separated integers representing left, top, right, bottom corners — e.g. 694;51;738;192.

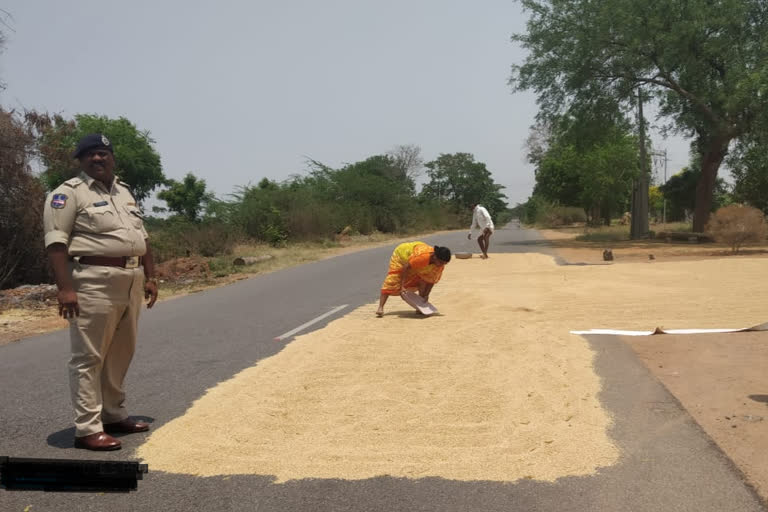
103;418;150;434
74;432;121;451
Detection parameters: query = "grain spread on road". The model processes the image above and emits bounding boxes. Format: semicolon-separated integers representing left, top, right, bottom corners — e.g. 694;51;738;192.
136;253;767;482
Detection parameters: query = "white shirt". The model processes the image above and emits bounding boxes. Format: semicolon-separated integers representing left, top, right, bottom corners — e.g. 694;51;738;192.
470;205;494;235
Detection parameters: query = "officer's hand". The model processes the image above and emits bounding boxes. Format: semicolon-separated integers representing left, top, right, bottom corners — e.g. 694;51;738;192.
57;289;79;319
145;280;158;309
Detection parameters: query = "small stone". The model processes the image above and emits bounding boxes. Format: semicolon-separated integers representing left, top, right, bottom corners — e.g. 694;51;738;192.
742;415;764;423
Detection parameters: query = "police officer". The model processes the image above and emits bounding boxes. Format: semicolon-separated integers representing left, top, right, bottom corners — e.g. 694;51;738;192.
43;133;159;451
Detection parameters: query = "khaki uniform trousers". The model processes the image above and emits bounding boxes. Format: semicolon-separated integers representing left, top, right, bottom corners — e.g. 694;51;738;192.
68;262;144;437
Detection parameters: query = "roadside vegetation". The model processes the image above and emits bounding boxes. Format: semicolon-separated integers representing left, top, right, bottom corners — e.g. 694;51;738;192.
1;106;511;291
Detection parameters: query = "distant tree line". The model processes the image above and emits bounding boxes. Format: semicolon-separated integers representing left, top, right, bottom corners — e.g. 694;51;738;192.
0;109;510;289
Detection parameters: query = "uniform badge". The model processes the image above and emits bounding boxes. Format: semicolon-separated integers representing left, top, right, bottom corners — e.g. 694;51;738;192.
51;194;68;209
101;135;111;146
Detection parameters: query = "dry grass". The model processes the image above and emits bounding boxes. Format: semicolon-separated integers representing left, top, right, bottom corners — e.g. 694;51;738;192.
159;232;435;297
537;223;768;268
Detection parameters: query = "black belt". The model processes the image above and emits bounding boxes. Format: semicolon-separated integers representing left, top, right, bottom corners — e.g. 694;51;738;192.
74;256;143;268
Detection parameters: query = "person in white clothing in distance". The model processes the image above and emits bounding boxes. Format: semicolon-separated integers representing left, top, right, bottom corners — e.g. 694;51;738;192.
468;204;494;259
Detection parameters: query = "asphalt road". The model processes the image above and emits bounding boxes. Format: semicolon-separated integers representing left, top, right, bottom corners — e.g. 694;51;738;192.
0;223;764;511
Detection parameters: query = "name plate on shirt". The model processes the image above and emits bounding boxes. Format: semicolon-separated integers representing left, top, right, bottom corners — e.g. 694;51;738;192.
92;201;109;207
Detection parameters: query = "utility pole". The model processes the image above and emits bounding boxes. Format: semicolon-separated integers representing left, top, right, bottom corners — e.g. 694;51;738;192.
631;89;650;239
662;149;668;224
650;148;669;225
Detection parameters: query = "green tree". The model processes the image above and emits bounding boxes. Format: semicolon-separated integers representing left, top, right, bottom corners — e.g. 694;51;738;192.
660;166;730;223
26;112;165;203
728;135;768;214
420;153;507;218
531;143;582;208
649;186;664;222
311;155;416;233
158;173;214;222
510;0;768;232
529;105;639;224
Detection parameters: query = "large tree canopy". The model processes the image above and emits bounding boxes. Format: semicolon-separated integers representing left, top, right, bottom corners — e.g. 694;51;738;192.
27;113;165;203
420;152;507;219
510;0;768;231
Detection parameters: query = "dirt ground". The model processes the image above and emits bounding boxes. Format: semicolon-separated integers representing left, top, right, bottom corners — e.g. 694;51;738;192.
540;228;768;501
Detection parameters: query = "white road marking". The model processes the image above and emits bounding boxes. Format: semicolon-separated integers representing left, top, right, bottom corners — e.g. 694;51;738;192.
274;304;349;341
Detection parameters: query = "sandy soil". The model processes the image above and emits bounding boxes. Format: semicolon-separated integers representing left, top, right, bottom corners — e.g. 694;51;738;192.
0;307;67;344
137;252;768;489
538;227;768;266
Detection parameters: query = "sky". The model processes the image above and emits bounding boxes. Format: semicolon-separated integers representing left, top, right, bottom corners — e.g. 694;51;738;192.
0;1;693;207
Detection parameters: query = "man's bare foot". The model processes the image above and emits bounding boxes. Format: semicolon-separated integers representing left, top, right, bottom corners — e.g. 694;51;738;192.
375;309;384;317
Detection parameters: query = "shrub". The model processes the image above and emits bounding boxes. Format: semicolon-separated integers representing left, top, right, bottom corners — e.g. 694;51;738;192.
520;195;551;225
148;219;240;262
544;206;587;227
706;204;767;253
186;222;241;257
0;109;48;289
285;202;340;241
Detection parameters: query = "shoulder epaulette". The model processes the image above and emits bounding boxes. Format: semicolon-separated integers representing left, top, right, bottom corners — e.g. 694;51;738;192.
117;180;138;200
63;176;84;188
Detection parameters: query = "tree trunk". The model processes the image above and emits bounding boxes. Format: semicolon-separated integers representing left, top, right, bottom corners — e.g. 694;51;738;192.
692;138;730;232
601;204;611;226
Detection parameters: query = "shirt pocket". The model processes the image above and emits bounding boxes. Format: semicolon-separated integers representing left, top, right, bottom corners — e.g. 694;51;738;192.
82;206;119;233
123;206;145;230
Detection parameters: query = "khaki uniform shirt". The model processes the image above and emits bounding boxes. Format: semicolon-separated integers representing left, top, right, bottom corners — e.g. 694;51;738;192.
43;171;148;257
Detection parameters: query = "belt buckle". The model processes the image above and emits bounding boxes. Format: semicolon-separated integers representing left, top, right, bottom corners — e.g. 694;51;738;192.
125;256;139;269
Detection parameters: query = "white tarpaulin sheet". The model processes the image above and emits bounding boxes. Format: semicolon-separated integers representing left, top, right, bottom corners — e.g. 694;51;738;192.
571;322;768;336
